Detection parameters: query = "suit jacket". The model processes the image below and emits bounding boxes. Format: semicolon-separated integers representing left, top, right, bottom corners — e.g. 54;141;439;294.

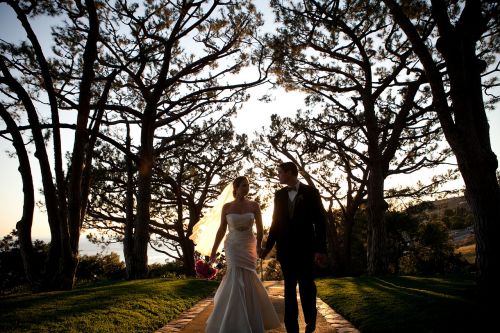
265;182;327;263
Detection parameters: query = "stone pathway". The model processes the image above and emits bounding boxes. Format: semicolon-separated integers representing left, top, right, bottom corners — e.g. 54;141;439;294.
156;280;359;333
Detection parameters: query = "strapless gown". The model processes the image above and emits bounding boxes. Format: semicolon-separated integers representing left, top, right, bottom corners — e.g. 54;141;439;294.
206;213;281;333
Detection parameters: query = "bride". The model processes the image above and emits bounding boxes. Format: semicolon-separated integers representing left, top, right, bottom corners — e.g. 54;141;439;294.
190;176;281;333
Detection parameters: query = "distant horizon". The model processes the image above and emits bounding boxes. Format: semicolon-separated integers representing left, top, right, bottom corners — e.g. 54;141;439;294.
22;235;169;265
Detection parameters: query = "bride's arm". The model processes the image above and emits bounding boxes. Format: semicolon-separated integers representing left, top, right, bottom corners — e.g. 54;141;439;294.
254;202;264;256
210;204;228;262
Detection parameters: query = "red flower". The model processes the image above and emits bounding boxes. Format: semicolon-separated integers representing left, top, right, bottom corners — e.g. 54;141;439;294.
195;259;218;280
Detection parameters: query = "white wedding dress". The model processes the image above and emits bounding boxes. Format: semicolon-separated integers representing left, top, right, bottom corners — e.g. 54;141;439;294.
206;213;281;333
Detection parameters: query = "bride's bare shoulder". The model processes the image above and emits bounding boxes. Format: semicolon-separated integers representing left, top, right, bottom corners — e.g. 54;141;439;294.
222;201;235;211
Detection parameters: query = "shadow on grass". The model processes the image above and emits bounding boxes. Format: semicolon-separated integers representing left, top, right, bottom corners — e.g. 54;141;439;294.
317;275;487;333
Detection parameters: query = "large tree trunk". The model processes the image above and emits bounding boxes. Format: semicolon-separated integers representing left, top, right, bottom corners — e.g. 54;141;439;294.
448;95;500;298
11;0;71;291
0;59;63;291
447;61;500;299
340;211;356;275
124;124;135;278
131;156;152;279
61;0;100;290
129;121;154;279
436;6;500;298
56;248;78;290
0;105;36;285
365;91;389;275
181;240;196;277
366;166;388;275
3;0;102;291
383;0;499;300
127;48;169;278
461;168;500;296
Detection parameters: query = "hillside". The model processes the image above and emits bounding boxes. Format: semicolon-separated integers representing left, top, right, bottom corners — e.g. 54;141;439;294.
423;196;469;218
409;196;476;263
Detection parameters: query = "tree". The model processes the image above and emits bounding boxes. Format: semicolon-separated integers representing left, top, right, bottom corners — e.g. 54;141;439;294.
150;122;252;276
382;0;499;297
76;252;125;281
268;0;453;274
0;0;113;290
84;119;251;276
89;0;270;278
384;210;419;274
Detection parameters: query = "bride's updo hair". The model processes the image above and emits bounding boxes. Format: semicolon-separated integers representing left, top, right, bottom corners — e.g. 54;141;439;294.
232;176;248;198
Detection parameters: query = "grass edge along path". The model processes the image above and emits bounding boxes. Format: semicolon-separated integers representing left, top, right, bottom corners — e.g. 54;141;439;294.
317;275;488;333
0;278;218;333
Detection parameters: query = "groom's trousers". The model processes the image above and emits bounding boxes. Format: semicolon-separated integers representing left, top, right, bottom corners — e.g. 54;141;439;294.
280;258;317;333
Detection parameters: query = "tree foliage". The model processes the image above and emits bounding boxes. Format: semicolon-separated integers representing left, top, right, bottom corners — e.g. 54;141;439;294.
266;0;457;274
85;119;252;275
87;0;269;278
0;0;271;284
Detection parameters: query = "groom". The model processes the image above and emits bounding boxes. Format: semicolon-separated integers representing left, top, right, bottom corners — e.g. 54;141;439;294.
260;161;327;333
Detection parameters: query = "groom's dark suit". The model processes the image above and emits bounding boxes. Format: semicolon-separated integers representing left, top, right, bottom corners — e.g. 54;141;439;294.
265;182;326;333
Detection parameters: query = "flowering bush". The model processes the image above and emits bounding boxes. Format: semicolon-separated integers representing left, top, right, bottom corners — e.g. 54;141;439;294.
195;259;218;280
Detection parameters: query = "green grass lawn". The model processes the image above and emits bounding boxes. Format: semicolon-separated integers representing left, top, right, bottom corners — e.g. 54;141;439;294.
1;275;488;333
0;278;218;333
317;275;487;333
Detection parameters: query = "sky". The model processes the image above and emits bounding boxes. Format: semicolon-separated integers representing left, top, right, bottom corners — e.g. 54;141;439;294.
0;2;499;254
